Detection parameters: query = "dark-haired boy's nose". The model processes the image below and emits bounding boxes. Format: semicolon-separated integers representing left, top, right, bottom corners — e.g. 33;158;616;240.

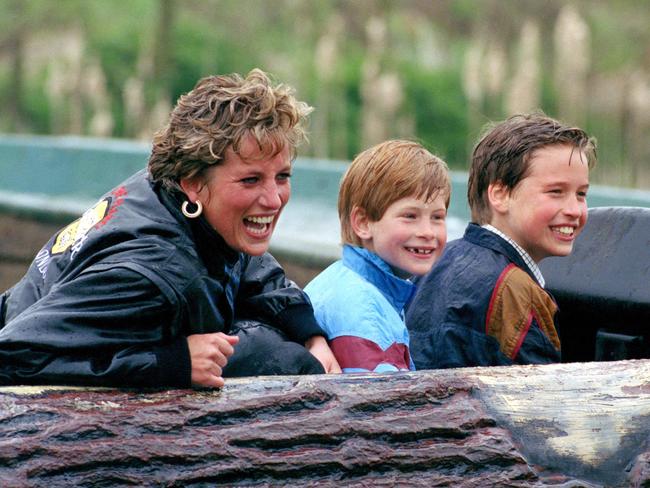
564;195;585;217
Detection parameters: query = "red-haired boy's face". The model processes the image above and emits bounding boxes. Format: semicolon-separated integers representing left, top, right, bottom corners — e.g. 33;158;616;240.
360;194;448;277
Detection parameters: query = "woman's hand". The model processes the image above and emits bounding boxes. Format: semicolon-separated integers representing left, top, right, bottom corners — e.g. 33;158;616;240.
305;335;342;374
187;332;240;388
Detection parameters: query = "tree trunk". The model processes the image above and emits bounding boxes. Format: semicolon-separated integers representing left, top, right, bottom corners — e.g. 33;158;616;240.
152;0;174;87
5;0;26;132
1;359;649;486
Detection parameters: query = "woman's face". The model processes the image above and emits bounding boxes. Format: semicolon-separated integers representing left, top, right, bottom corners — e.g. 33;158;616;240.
181;136;292;256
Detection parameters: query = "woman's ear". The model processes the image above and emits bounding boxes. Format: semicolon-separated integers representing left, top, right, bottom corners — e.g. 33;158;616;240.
179;176;203;202
487;181;510;215
350;206;373;241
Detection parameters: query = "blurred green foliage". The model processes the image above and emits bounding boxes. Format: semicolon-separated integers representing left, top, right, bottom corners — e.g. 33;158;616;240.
1;0;649;187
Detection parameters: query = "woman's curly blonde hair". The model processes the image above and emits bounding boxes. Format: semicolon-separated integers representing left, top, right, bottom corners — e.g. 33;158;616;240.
148;69;313;192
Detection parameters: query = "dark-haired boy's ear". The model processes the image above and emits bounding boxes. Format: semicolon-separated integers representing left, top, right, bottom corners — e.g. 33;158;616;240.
487;181;510;215
350;206;373;241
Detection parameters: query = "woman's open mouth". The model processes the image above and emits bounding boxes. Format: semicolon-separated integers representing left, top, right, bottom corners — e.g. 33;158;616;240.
244;215;274;236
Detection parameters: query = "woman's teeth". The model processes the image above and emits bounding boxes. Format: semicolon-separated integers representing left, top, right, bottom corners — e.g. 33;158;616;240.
244;216;273;235
246;216;274;224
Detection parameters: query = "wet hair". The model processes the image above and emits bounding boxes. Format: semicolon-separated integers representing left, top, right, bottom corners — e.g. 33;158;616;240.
468;112;597;224
148;69;313;192
338;139;451;246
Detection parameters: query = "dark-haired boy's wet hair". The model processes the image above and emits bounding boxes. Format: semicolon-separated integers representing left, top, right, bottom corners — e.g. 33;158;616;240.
468;112;596;224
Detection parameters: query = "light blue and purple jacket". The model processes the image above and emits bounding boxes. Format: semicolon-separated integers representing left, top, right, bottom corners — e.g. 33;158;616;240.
304;245;416;373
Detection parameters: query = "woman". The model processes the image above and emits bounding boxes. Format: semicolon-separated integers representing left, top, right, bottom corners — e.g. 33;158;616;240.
0;69;340;388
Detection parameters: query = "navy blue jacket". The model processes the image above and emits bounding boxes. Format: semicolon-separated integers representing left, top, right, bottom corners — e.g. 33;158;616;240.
406;224;561;370
0;170;323;387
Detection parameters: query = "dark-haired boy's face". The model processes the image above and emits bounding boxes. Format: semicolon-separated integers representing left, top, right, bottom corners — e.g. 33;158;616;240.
489;144;589;263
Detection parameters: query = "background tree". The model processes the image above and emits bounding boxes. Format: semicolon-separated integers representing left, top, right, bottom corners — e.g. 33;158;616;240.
0;0;648;187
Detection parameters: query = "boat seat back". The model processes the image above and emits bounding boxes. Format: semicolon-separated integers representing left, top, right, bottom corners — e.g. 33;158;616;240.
540;206;650;362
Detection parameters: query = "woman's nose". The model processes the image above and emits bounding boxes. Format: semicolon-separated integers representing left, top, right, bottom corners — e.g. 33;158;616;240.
260;183;283;209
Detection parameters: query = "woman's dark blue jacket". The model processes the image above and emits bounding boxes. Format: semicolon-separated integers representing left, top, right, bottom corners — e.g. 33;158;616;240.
0;170;323;387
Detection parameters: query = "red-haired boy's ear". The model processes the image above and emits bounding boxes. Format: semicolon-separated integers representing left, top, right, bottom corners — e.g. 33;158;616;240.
350;206;373;241
487;181;510;215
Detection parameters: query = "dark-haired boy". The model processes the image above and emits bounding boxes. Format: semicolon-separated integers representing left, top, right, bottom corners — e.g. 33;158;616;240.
406;113;596;369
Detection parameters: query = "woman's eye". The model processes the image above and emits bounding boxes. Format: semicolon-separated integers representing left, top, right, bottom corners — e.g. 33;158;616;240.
241;177;259;184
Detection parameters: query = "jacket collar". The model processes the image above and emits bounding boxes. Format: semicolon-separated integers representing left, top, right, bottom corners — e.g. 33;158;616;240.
342;245;415;312
464;223;540;284
154;177;241;271
481;224;545;287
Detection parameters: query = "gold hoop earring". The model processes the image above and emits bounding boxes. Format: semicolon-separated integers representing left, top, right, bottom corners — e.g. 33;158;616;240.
181;200;203;218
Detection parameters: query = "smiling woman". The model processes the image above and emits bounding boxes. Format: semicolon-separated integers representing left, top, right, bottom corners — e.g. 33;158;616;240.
0;69;341;389
179;136;292;256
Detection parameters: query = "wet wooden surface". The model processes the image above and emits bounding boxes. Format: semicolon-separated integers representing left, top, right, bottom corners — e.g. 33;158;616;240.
1;360;649;487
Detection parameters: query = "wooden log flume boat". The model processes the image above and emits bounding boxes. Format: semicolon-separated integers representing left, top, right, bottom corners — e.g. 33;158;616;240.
0;360;649;487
